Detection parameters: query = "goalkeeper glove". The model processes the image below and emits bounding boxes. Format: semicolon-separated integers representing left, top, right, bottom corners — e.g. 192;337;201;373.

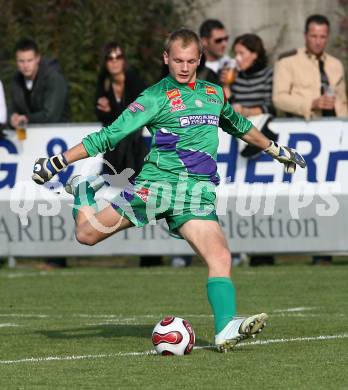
264;141;306;174
32;154;68;184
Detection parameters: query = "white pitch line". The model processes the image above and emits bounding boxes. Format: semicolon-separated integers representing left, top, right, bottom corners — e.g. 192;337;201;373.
240;333;348;346
0;313;213;320
77;314;158;319
196;333;348;350
3;271;92;279
0;270;185;279
2;311;345;324
273;307;317;313
0;351;157;365
0;333;347;365
0;323;19;328
1;311;341;322
271;313;320;318
0;314;50;318
0;309;317;320
79;314;213;321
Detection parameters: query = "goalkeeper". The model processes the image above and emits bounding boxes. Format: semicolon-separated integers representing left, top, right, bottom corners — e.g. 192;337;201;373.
32;28;306;352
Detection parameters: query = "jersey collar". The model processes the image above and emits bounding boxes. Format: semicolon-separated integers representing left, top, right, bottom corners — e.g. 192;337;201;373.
166;74;196;90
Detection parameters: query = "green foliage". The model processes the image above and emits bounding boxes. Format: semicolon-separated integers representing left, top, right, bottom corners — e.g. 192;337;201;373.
0;0;203;121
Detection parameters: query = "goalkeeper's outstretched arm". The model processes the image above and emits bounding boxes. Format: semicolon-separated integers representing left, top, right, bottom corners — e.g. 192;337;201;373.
32;87;160;185
241;126;271;150
32;143;89;185
220;97;306;174
64;143;89;164
242;127;307;174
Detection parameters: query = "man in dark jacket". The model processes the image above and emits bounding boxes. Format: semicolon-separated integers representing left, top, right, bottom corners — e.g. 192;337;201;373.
9;39;69;269
9;39;69;128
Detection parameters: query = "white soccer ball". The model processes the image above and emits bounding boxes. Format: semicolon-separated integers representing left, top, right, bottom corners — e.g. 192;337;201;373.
152;316;195;356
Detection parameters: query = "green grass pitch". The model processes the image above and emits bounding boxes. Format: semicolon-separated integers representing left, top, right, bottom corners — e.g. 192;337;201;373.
0;264;347;389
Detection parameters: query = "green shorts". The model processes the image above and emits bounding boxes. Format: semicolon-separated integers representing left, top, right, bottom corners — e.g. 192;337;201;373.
111;174;218;238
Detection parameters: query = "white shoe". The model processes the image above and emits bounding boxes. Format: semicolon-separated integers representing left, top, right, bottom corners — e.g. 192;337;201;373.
65;174;105;196
215;313;268;352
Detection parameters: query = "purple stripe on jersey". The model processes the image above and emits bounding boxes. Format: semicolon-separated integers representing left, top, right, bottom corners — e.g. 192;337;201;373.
120;185;135;202
177;150;217;176
155;129;180;151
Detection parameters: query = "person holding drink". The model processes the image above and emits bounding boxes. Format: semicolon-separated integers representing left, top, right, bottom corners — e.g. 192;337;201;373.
9;39;69;133
222;34;275;118
9;38;70;269
273;14;348;119
222;33;278;267
199;19;234;84
273;14;348;265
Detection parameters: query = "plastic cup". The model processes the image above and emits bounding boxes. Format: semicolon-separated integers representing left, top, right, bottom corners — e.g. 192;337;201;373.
223;58;238;85
16;121;27;141
324;85;335;97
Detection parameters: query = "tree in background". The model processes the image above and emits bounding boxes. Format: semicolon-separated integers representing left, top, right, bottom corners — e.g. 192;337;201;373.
335;0;348;95
0;0;203;122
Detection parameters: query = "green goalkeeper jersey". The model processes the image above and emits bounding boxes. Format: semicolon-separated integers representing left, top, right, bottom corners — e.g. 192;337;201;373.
82;75;253;184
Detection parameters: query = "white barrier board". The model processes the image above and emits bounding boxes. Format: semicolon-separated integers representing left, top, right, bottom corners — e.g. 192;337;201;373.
1;119;347;256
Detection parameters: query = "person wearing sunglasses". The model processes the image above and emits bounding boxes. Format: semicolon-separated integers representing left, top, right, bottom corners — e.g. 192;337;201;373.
199;19;233;77
96;42;148;178
96;42;163;268
273;14;348;266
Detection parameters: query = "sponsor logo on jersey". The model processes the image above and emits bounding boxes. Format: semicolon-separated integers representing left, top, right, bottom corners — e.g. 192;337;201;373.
195;99;203;108
166;88;181;100
170;97;186;112
179;114;219;127
135;187;150;202
128;101;145;113
205;86;217;95
207;97;221;105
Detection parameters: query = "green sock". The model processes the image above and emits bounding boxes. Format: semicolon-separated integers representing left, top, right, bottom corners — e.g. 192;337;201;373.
72;182;97;220
207;277;236;334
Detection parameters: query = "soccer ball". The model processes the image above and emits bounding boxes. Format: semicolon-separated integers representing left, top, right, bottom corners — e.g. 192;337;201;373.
152;316;195;356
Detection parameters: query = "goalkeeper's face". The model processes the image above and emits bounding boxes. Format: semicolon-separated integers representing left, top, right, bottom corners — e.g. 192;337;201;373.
164;40;201;84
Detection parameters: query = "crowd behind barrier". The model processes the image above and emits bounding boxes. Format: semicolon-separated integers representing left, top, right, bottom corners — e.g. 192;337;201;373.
1;117;348;258
0;14;348;267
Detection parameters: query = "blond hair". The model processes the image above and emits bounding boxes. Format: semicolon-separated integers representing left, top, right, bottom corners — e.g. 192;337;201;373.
165;28;202;55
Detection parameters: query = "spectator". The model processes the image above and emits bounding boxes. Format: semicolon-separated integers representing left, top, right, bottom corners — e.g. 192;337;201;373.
0;80;6;267
273;14;348;119
96;42;162;267
229;33;277;159
199;19;233;84
0;80;6;125
96;42;148;177
0;80;7;136
199;21;244;267
9;38;69;269
228;33;277;267
9;39;69;128
273;14;348;265
195;56;220;85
